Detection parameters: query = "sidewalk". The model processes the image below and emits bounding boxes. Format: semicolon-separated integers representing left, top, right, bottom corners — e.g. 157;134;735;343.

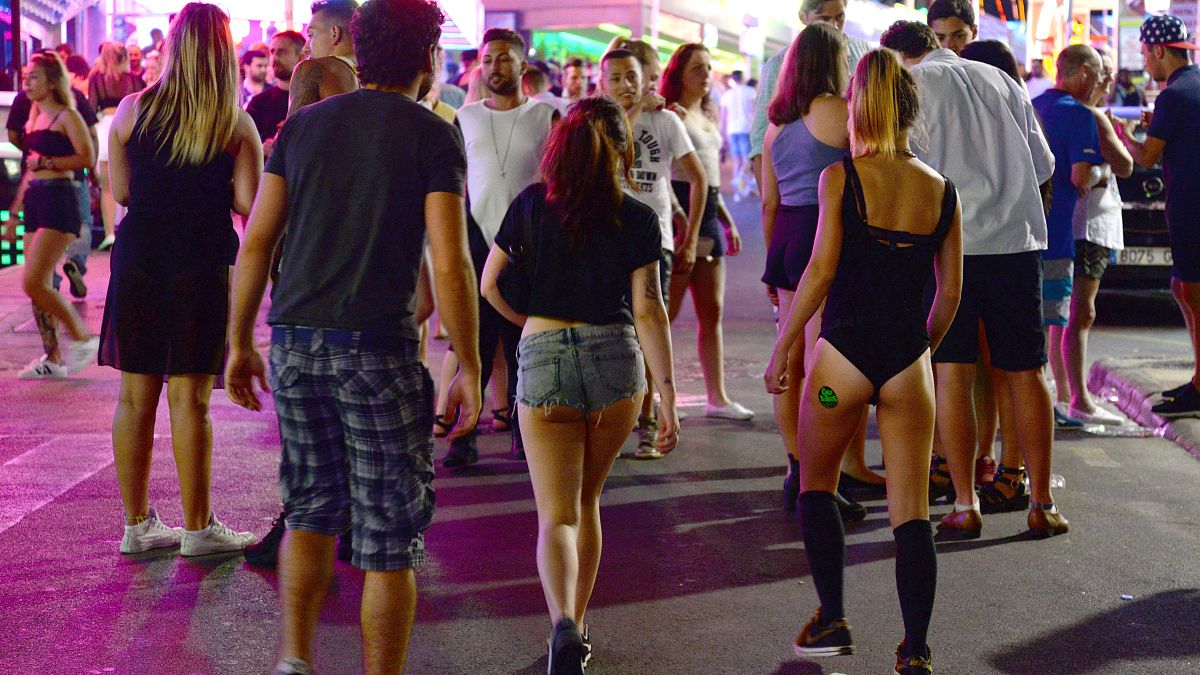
1090;355;1200;461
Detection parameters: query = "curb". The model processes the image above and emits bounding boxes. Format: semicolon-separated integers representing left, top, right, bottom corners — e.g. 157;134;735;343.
1088;356;1200;462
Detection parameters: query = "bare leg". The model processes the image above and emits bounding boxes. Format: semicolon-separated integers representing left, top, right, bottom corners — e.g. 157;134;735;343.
436;350;459;419
1065;276;1102;412
575;396;642;624
689;259;733;407
1172;278;1196;382
98;161;116;239
974;328;997;460
773;289;805;462
22;228;90;341
1177;280;1200;387
992;369;1023;469
279;530;336;666
361;568;417;675
113;372;164;522
32;303;62;363
795;339;876;493
876;353;936;527
933;362;978;507
166;374;215;530
1047;325;1069;406
491;342;508;418
1003;368;1055;503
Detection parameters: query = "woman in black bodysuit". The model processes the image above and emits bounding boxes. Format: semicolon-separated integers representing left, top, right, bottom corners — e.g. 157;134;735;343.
764;49;963;674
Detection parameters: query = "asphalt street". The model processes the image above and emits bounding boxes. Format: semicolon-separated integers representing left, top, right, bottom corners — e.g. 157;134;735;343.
1;195;1198;674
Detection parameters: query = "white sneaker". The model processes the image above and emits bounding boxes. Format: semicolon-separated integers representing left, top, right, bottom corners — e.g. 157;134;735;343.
180;515;257;556
1068;405;1125;426
67;336;100;373
705;401;755;421
120;507;183;553
18;356;68;380
97;234;116;250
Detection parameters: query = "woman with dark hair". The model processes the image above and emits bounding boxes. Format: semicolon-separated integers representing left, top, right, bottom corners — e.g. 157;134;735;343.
101;2;262;555
765;48;962;673
9;51;97;379
759;23;874;521
960;40;1021;83
481;96;678;674
660;43;752;422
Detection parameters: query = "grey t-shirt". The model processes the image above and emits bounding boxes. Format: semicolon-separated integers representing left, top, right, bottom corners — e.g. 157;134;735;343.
266;88;467;340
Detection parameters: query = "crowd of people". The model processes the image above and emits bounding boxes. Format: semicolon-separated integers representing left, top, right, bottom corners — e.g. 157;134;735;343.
7;0;1200;672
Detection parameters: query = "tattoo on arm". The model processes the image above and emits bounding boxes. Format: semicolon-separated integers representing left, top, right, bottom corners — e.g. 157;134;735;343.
288;63;324;116
644;272;661;301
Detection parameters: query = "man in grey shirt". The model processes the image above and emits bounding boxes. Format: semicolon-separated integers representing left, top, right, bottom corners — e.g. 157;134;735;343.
750;0;871;188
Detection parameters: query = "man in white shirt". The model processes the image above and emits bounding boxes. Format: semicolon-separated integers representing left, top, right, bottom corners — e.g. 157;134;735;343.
881;21;1068;540
448;28;558;467
522;67;570;115
720;70;756;199
600;48;708;457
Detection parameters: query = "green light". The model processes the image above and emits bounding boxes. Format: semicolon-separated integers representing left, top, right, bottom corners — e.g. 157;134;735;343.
0;239;8;251
14;239;21;251
15;254;23;264
0;210;8;220
1;255;10;265
16;224;23;235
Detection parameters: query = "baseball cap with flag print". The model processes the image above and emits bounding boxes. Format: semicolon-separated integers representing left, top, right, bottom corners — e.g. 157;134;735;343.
1140;15;1200;49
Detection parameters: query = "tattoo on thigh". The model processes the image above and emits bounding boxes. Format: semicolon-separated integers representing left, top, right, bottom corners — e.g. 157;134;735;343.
818;386;838;409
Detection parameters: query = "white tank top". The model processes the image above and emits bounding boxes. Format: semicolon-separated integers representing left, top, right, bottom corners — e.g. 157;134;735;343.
1073;174;1123;251
456;97;558;245
673;114;722;187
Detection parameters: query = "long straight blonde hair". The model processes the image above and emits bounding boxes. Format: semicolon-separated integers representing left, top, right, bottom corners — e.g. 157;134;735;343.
137;2;240;167
849;49;920;159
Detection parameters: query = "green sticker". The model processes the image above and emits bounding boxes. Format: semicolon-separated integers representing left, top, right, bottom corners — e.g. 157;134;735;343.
818;386;838;408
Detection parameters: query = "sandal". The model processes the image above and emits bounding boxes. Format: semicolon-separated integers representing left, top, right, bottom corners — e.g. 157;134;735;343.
432;415;452;438
928;454;955;504
491;408;512;433
979;465;1030;514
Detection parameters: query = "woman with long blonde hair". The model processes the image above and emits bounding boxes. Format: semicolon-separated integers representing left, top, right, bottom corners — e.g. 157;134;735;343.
764;49;962;673
9;51;97;379
89;41;144;249
98;2;263;556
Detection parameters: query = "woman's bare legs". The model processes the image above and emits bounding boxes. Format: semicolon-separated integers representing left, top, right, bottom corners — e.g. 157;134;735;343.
521;396;642;626
98;161;116;239
113;373;163;522
22;228;90;346
687;259;734;407
167;374;216;530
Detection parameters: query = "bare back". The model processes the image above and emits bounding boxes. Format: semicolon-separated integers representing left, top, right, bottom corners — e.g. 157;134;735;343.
845;155;948;236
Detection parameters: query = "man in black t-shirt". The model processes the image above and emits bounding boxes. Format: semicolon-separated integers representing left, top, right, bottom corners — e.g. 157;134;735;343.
247;30;305;149
7;65;99;298
225;1;480;671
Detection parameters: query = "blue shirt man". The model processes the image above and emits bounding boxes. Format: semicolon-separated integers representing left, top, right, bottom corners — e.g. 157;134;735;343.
1032;88;1103;261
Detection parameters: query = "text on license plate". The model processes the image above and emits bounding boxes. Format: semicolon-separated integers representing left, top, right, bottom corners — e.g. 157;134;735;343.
1116;247;1172;266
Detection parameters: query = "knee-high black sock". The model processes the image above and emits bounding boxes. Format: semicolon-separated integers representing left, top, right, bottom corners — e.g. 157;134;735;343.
894;518;937;652
799;490;845;620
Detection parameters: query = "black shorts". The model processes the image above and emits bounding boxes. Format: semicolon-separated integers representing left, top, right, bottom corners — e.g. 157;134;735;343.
671;182;723;258
931;251;1047;372
761;204;819;291
24;179;83;235
1074;240;1112;280
1168;218;1200;282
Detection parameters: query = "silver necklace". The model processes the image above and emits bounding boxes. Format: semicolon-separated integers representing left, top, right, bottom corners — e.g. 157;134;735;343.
488;101;523;180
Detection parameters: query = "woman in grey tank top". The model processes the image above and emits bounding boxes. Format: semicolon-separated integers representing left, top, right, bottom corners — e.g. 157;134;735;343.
759;24;884;517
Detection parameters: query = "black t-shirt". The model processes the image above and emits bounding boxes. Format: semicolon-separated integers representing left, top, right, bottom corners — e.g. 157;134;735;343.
494;184;662;326
7;88;100;131
266;88;467;341
247;86;289;141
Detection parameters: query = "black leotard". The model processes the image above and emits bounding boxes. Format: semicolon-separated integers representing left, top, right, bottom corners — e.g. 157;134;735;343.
819;157;957;404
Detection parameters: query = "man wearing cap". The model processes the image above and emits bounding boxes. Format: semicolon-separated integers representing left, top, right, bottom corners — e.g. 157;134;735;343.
1119;15;1200;417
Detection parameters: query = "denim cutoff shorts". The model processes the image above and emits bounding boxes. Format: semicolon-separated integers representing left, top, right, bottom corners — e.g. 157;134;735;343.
516;324;646;413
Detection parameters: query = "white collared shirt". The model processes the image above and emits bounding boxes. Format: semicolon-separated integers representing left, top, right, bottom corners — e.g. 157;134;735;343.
910;49;1055;256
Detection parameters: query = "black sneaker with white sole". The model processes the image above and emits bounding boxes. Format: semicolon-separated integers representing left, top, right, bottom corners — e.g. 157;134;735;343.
1160;382;1193;400
547;618;585;675
794;607;854;657
62;260;87;298
1152;385;1200;418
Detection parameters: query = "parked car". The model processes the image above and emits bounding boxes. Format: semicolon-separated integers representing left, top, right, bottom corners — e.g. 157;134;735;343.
0;91;26;269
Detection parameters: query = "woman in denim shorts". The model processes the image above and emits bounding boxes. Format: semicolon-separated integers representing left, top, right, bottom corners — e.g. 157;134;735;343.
482;97;679;674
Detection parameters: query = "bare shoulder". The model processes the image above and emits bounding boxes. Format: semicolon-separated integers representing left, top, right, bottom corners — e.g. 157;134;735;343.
235;109;259;139
809;94;848;117
819;160;847;188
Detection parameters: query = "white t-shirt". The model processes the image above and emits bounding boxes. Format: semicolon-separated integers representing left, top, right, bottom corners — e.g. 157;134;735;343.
721;83;756;135
456;98;557;245
1073;176;1123;250
629;110;696;250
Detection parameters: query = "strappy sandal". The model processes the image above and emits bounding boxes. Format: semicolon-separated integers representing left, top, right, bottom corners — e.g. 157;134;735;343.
432;415;453;438
491;408;512;433
928;454;955;504
979;465;1030;514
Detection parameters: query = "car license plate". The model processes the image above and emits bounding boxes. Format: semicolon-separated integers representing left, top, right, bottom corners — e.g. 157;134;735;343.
1116;247;1172;266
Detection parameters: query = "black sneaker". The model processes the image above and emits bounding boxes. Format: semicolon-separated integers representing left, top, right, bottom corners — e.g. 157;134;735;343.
442;439;479;468
580;623;592;668
1160;382;1193;400
1151;385;1200;418
62;260;87;298
244;510;287;568
547;617;585;675
895;640;933;674
835;490;867;524
794;607;853;657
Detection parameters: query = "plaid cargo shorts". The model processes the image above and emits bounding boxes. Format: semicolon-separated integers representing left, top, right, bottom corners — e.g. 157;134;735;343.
270;326;435;571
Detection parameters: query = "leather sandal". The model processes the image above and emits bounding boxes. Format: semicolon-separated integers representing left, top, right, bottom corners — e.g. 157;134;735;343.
979;465;1030;514
928;455;955;504
1028;503;1070;539
935;508;981;540
432;415;452;438
491;408;512;433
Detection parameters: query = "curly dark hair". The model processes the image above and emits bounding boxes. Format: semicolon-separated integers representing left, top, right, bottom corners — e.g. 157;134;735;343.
350;0;443;88
927;0;976;28
880;21;939;60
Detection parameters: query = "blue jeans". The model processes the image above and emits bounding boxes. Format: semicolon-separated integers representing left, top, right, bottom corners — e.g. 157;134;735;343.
516;324;645;413
53;182;92;290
